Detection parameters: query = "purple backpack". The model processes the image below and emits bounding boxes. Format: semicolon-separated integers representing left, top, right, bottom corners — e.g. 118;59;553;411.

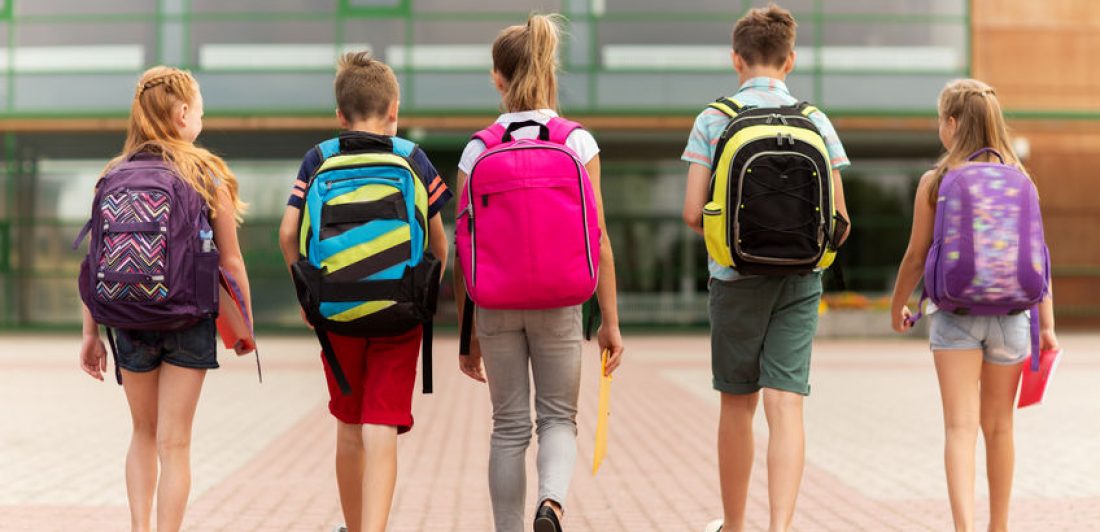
75;153;219;333
917;148;1050;368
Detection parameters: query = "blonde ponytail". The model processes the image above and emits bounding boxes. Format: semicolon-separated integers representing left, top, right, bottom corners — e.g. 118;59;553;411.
105;66;246;223
929;79;1027;206
491;13;563;112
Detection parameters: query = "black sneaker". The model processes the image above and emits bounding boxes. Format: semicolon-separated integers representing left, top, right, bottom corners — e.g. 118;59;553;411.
534;503;563;532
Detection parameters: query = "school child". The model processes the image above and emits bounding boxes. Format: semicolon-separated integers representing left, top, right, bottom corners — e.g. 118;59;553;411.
276;51;450;532
77;66;254;532
451;13;624;532
679;5;852;532
890;78;1058;532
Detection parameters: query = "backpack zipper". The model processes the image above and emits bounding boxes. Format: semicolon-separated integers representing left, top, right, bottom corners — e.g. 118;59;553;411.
466;143;593;285
722;113;816;137
319;165;405;190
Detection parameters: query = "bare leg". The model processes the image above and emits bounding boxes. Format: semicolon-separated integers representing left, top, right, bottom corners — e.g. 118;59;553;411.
981;361;1023;532
121;368;160;532
154;364;206;532
362;423;398;532
762;389;804;532
934;349;983;532
335;421;365;532
718;391;760;532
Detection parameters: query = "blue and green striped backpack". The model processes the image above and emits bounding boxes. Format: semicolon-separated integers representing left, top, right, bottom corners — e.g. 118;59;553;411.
291;135;441;394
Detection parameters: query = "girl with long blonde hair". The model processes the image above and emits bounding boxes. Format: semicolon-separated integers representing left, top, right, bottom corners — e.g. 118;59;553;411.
890;79;1058;532
78;66;252;532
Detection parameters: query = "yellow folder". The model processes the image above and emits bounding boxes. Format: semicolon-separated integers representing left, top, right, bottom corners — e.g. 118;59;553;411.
592;349;613;475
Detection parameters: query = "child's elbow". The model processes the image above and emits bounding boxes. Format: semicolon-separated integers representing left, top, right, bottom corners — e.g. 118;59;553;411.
681;209;701;231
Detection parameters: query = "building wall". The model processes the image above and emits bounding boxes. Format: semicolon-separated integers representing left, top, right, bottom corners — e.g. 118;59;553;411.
973;0;1100;325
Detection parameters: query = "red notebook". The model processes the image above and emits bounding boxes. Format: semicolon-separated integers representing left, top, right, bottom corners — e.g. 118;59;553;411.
1017;348;1061;408
216;268;262;382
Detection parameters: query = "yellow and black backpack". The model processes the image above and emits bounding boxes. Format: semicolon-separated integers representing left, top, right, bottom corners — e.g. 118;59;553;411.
702;97;847;276
291;134;442;394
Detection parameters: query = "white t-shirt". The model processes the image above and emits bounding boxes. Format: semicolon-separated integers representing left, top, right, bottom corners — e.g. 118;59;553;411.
457;109;600;174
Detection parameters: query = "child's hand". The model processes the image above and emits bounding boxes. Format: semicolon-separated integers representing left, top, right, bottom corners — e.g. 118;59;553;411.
598;323;624;375
79;334;108;381
299;308;313;329
234;337;256;356
459;339;486;383
892;306;913;333
1040;328;1059;352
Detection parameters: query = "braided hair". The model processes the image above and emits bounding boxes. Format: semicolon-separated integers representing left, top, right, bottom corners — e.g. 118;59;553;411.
105;66;246;222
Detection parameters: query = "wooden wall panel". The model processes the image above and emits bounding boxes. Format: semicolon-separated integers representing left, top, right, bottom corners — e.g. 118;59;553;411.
973;1;1100;324
973;0;1100;111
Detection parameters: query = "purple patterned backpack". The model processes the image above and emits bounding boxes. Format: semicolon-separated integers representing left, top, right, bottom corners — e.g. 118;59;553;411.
916;148;1050;368
75;153;219;332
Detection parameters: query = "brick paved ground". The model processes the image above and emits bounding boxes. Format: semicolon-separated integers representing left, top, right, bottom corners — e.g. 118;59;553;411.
1;332;1098;531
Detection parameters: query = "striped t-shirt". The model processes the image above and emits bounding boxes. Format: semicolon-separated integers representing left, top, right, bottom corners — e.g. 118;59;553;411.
682;76;850;281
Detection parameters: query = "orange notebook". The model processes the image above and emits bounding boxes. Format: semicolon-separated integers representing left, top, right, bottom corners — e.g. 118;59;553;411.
1017;348;1061;408
216;268;261;382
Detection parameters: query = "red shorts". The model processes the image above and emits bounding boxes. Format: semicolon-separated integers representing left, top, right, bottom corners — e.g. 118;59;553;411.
320;325;422;433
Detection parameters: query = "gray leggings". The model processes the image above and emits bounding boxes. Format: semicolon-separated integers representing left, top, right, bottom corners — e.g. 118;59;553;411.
476;305;583;532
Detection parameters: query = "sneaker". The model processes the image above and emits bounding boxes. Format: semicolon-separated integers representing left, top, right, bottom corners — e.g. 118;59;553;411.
703;519;723;532
534;502;563;532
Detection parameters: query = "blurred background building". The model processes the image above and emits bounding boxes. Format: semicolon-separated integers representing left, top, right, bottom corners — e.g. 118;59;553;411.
0;0;1095;330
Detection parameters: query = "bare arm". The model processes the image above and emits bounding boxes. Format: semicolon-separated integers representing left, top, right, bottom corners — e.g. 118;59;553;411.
277;205;301;270
889;171;937;332
832;168;851;245
212;187;253;331
586;155;625;374
79;304;107;381
428;214;447;280
682;163;710;236
453;169;486;382
1038;292;1058;350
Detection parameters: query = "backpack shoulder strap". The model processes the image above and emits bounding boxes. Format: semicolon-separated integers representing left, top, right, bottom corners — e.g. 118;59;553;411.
546;117;583;145
390;136;415;158
796;101;820;118
472;123;508;151
707;97;746;118
316;137;341;160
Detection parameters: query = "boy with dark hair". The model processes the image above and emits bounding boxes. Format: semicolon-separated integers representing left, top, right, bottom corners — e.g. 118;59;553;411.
277;51;451;532
681;5;851;532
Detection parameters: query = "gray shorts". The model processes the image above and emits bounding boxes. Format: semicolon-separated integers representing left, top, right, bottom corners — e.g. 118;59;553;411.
929;311;1029;365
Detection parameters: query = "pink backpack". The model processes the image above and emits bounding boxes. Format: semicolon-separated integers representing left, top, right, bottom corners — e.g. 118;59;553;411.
456;118;600;348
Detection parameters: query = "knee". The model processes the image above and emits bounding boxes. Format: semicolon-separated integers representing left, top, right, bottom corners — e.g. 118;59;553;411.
131;418;157;441
762;389;803;416
534;414;577;436
492;415;533;449
980;414;1014;442
944;413;980;437
156;431;191;458
336;422;363;445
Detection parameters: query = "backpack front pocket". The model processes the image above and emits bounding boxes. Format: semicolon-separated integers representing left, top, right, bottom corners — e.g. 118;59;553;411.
316;179;415;283
96;189;170;303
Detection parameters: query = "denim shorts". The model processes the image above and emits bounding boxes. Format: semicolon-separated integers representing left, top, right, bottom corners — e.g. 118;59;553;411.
113;318;219;372
929;311;1029;365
